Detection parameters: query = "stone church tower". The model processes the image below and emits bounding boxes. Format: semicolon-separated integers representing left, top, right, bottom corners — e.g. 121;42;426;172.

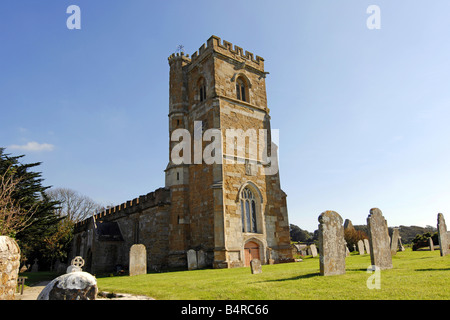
71;36;292;273
165;35;292;268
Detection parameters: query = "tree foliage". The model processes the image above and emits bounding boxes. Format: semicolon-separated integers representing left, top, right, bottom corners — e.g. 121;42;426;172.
290;224;313;243
46;187;103;223
0;148;61;267
344;228;368;251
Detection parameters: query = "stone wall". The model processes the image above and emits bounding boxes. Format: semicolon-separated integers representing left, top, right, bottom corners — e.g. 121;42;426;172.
72;188;171;273
0;236;21;300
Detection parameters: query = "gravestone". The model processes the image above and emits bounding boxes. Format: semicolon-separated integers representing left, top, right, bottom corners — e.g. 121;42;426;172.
429;237;434;251
367;208;393;270
197;250;206;269
310;244;318;257
318;210;346;276
390;227;400;255
0;236;21;300
398;236;405;251
187;249;197;270
129;244;147;276
37;271;98;300
437;213;449;256
31;258;39;272
67;256;84;273
250;259;262;274
357;240;365;255
344;219;355;231
364;239;371;255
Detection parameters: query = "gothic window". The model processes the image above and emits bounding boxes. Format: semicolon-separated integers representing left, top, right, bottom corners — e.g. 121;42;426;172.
236;77;248;102
240;187;258;233
198;78;207;102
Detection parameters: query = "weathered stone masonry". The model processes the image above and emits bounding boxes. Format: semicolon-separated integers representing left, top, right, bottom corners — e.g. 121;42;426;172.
71;36;293;273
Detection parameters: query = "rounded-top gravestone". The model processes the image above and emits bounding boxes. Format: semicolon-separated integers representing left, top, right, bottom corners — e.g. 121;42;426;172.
318;210;346;276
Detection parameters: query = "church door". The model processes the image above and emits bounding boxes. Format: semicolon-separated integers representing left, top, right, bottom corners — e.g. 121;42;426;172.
244;241;260;267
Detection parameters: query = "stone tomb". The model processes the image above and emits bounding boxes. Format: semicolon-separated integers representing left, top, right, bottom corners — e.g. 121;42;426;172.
318;211;346;276
37;272;98;300
367;208;392;270
437;213;449;256
250;259;262;274
129;244;147;276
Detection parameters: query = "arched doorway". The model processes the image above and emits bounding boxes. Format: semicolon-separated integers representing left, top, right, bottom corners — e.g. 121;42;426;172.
244;241;260;267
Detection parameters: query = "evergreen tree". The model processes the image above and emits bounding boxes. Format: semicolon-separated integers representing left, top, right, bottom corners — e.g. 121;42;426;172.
0;148;61;268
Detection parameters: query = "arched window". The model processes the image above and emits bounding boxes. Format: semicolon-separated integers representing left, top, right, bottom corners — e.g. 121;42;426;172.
236;77;248;102
198;77;207;102
240;187;257;233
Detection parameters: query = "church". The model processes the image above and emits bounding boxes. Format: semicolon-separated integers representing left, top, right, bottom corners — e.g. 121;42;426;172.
71;36;293;273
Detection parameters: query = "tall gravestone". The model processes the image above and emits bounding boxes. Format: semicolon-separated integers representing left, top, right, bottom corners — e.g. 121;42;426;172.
390;227;400;255
357;240;365;255
437;213;449;257
0;236;21;300
367;208;392;270
429;237;434;251
310;244;318;257
318;211;346;276
129;244;147;276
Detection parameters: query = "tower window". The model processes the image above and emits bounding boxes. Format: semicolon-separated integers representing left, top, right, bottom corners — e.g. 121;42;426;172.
240;187;258;233
236;78;247;102
198;78;207;102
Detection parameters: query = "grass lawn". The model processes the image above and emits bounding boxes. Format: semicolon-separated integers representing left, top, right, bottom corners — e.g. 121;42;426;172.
95;249;450;300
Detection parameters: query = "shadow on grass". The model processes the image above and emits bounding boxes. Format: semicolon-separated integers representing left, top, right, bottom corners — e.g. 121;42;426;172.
259;272;320;283
414;268;450;272
345;268;370;272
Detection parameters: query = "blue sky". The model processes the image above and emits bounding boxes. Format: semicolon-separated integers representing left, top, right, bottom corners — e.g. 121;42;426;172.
1;1;450;232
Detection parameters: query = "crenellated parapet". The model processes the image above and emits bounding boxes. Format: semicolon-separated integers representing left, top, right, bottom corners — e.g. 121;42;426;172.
168;35;265;72
74;187;171;231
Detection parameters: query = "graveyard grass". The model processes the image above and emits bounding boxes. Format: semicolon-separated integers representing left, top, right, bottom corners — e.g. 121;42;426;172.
96;249;450;300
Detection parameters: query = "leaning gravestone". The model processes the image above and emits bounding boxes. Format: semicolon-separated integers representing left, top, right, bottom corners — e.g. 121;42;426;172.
0;236;21;300
197;250;206;269
250;259;262;274
429;237;434;251
367;208;393;270
437;213;449;256
390;227;400;256
37;272;98;300
357;240;365;255
364;239;371;255
318;211;346;276
129;244;147;276
187;249;198;270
